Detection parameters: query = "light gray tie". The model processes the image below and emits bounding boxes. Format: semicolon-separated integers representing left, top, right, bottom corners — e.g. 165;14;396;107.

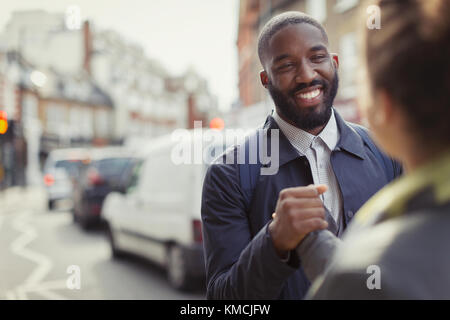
324;206;338;236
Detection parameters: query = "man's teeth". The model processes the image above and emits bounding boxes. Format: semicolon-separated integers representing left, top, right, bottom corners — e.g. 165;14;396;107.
298;89;321;99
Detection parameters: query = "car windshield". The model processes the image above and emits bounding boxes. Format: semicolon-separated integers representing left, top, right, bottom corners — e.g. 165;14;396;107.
92;158;132;178
54;160;84;177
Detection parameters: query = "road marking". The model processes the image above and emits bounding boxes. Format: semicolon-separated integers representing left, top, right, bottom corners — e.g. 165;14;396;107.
7;210;67;300
10;211;53;285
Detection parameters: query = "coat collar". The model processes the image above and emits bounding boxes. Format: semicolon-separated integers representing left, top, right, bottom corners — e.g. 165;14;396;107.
333;109;366;160
261;108;365;168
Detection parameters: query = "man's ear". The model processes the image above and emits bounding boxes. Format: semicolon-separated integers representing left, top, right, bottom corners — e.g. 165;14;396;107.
260;70;269;88
331;53;339;70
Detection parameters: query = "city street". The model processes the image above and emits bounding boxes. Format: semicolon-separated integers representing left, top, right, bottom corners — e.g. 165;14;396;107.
0;187;205;300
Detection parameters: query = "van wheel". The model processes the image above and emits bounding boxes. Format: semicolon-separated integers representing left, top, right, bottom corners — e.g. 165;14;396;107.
167;245;191;291
48;200;55;210
107;224;124;259
72;210;78;223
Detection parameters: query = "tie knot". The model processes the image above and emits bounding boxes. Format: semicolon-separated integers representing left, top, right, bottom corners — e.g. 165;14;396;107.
311;136;323;149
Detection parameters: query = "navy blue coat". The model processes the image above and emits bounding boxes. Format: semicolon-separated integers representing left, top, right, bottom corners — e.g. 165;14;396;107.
201;110;402;300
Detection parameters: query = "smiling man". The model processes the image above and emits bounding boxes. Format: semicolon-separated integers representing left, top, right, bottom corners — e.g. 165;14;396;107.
201;11;402;300
259;18;338;136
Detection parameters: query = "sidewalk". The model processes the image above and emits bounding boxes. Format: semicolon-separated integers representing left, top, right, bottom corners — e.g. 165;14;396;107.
0;186;47;215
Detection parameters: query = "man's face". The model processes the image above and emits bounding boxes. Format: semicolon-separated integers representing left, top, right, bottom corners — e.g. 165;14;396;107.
261;23;339;131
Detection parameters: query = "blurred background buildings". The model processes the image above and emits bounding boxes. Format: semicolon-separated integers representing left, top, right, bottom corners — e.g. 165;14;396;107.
0;9;219;189
0;0;377;299
1;0;366;190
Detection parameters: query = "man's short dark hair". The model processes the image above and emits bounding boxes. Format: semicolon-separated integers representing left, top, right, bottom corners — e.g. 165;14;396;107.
257;11;329;66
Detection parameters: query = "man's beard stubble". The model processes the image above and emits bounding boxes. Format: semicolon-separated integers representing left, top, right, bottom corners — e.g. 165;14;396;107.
268;72;339;131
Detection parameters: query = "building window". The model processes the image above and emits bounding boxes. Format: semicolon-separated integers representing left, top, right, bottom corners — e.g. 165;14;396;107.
69;107;82;138
95;109;110;138
306;0;327;23
46;103;67;135
334;0;359;13
81;108;94;139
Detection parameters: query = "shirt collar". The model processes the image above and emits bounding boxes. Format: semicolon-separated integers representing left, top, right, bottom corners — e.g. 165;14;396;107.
261;108;366;169
272;108;339;154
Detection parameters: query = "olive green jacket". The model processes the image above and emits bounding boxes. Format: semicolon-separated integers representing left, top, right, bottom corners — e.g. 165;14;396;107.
298;151;450;299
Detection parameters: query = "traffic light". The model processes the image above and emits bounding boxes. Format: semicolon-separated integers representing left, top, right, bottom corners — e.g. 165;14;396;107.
0;111;8;135
209;117;225;130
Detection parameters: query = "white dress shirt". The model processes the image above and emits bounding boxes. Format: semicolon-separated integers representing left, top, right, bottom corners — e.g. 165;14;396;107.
272;108;343;225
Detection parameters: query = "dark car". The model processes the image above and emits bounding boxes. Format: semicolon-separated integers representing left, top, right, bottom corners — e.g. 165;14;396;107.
72;149;137;229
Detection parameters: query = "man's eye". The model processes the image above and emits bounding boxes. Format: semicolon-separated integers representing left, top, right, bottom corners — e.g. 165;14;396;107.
312;55;326;62
279;63;294;69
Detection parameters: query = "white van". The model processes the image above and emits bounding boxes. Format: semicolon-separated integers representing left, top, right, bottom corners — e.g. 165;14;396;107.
102;129;245;290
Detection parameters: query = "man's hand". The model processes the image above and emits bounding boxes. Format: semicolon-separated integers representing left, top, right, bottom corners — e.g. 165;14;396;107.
269;184;329;259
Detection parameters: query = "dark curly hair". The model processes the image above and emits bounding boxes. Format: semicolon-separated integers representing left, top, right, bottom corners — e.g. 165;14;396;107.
365;0;450;148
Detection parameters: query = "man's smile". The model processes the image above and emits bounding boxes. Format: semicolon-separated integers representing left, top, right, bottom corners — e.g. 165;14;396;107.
294;85;324;107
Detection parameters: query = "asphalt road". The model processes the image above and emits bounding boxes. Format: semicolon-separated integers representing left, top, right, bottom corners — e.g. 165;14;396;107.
0;187;205;300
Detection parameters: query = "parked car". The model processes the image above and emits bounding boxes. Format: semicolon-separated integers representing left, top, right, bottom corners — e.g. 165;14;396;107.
72;147;137;229
43;148;90;210
102;130;245;291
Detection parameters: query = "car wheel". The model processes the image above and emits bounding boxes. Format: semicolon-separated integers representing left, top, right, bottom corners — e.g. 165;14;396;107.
107;224;124;259
48;200;55;210
80;215;91;230
72;209;78;223
79;202;93;230
166;245;192;291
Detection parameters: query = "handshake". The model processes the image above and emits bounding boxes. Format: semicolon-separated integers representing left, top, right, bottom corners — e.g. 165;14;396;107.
269;184;329;259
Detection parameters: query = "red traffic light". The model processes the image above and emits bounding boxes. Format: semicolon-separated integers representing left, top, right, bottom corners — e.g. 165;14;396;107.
0;111;7;134
209;117;225;130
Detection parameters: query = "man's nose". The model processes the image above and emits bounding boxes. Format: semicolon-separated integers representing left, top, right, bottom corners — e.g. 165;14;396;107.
295;61;317;84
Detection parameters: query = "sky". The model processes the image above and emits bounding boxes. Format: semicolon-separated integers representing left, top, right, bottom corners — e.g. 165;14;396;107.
0;0;240;112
